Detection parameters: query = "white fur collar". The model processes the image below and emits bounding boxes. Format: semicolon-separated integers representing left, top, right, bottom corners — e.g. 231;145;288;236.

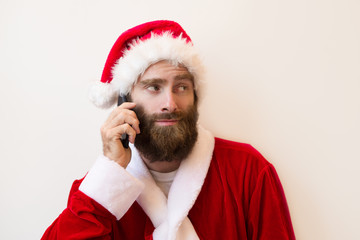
126;125;215;240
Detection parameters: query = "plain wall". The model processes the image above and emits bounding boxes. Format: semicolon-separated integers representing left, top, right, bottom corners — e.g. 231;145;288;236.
1;0;359;239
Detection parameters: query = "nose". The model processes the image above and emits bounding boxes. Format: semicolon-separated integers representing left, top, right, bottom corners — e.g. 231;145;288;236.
161;91;178;112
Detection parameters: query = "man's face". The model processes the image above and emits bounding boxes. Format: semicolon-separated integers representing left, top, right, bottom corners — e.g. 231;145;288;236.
130;60;198;162
131;60;195;117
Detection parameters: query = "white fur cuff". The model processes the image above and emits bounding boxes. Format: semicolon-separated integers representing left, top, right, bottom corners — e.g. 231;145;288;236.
79;154;145;220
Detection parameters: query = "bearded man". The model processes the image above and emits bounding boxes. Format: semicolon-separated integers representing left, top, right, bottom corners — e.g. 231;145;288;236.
42;20;295;240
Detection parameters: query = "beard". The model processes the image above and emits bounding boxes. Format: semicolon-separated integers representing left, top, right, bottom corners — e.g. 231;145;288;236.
133;104;199;163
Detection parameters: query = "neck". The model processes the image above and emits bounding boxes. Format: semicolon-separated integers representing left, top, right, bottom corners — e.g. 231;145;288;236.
141;154;181;173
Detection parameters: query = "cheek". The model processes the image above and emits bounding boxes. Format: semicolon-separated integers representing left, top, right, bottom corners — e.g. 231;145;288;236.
131;88;148;106
133;95;161;113
179;95;195;109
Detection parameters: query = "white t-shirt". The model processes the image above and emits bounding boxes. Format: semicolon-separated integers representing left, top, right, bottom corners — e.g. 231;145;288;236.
149;169;178;197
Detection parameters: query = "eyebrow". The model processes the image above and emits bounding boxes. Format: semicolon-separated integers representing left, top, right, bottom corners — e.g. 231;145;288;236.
138;78;166;86
174;73;194;82
139;73;194;86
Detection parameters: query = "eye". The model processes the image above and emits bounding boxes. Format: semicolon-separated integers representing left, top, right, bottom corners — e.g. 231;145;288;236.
178;85;188;92
175;82;193;93
146;84;161;92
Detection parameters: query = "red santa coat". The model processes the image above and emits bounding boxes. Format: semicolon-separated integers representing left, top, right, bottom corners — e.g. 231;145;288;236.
42;126;295;239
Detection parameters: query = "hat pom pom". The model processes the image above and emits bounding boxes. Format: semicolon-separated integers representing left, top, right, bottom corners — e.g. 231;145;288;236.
89;82;117;109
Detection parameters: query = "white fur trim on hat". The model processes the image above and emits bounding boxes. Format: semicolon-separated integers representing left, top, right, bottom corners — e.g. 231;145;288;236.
88;81;118;109
89;32;205;109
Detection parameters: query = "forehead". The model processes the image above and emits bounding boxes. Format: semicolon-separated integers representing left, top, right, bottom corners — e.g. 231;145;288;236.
138;60;193;82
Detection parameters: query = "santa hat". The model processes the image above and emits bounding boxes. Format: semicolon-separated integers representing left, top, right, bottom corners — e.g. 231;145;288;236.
89;20;205;109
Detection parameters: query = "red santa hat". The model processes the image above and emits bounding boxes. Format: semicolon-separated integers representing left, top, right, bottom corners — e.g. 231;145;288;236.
89;20;205;109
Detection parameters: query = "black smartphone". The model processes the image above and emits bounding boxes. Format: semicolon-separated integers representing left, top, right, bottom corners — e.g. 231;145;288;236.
117;95;129;149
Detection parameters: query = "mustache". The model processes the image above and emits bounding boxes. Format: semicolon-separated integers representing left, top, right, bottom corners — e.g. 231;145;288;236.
134;106;184;121
151;112;183;120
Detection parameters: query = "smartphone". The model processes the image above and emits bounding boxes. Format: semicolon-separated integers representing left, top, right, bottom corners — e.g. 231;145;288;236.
117;95;129;149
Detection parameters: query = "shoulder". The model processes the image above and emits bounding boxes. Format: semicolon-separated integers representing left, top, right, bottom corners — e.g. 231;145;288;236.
213;137;269;164
204;138;280;206
214;138;263;155
211;137;272;176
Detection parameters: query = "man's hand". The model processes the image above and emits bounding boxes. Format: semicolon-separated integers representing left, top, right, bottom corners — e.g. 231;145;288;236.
100;102;140;168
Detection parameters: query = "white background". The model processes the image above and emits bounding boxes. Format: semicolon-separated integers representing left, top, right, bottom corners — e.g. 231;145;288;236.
1;0;359;239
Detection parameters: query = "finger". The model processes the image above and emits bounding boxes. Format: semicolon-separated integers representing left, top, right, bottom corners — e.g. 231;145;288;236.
119;101;136;108
121;123;138;144
108;123;137;144
104;102;137;125
106;109;140;134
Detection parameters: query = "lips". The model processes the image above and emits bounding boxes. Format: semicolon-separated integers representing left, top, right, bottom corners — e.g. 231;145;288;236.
155;119;179;126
